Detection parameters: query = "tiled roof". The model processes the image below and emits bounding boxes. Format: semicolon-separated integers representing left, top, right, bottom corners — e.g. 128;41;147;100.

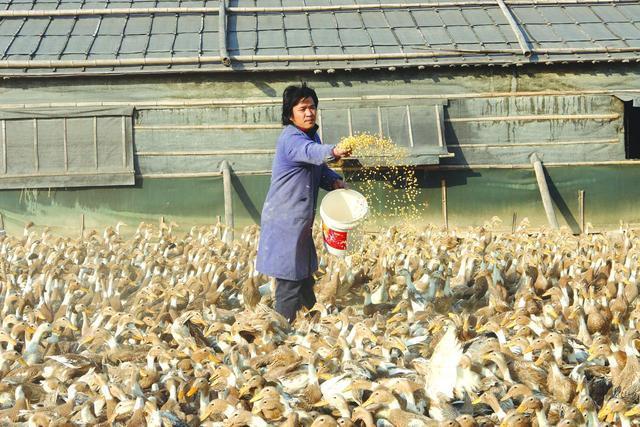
0;0;639;75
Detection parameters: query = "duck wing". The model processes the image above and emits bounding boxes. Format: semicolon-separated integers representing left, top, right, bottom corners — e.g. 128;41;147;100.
424;326;462;402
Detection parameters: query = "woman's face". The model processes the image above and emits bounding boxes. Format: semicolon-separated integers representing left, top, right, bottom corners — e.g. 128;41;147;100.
290;97;317;131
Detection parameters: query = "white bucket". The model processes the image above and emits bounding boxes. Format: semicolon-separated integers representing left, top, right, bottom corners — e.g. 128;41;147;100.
319;189;368;256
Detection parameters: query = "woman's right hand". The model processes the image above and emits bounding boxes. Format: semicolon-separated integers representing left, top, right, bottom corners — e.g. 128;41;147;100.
332;145;351;159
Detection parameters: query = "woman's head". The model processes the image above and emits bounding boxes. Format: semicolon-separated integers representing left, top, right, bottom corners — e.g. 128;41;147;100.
282;84;319;130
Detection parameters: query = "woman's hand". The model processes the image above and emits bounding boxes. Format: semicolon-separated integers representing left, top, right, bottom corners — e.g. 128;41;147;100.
333;180;348;190
332;145;351;159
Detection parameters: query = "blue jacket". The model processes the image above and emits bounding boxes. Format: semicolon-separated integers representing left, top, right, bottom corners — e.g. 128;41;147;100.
256;125;342;280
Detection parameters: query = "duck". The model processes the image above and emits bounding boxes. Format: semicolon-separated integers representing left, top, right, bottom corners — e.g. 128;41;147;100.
616;337;640;402
250;386;289;422
22;322;52;365
598;397;632;426
361;388;438;426
0;385;28;422
515;396;548;427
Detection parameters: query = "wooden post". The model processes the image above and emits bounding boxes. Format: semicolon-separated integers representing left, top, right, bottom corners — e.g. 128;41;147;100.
578;190;585;235
160;216;165;228
220;160;234;242
0;212;4;236
80;214;85;238
529;153;559;230
511;212;517;233
441;177;448;230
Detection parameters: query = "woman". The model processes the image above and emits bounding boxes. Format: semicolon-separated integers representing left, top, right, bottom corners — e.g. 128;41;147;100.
256;84;350;322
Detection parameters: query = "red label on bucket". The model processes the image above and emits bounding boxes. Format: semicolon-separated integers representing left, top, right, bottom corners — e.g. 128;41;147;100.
322;223;347;251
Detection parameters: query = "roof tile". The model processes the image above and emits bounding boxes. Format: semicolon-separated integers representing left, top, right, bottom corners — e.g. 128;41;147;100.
0;1;638;74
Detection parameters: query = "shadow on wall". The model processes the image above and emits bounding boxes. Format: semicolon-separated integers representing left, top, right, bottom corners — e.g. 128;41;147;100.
231;173;262;224
543;167;580;234
437;109;483;187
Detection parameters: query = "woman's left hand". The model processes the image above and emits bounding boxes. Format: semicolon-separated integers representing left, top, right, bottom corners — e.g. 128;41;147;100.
333;180;348;189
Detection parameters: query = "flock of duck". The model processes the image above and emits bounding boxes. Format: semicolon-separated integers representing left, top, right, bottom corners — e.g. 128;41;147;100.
0;219;640;426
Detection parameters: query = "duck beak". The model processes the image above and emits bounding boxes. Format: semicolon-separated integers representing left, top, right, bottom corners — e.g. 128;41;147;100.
186;385;199;397
361;399;378;410
471;396;482;405
238;385;251;398
17;357;27;367
586;353;597;362
597;405;610;421
311;400;328;407
500;392;513;402
249;392;263;403
516;403;527;414
208;354;222;363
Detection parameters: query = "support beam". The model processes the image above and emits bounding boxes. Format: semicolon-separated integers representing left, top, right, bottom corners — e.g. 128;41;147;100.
220;160;234;243
530;153;559;230
219;0;231;67
441;177;448;230
578;190;585;234
496;0;532;57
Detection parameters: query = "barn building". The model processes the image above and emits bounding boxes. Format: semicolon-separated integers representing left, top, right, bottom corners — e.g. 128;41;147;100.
0;0;639;234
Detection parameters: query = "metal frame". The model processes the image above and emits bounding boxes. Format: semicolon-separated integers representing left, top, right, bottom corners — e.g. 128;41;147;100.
0;111;135;189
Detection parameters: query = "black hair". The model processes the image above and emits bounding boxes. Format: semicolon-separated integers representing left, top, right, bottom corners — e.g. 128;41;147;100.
281;83;319;126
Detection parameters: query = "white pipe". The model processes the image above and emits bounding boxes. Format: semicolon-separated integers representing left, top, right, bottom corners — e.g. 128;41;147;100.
137;149;275;156
228;1;635;13
135;124;281;130
0;7;219;18
0;1;630;18
0;56;222;69
219;0;230;67
496;0;532;57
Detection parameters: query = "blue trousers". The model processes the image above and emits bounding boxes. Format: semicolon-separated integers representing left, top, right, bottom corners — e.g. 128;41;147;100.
275;277;316;322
